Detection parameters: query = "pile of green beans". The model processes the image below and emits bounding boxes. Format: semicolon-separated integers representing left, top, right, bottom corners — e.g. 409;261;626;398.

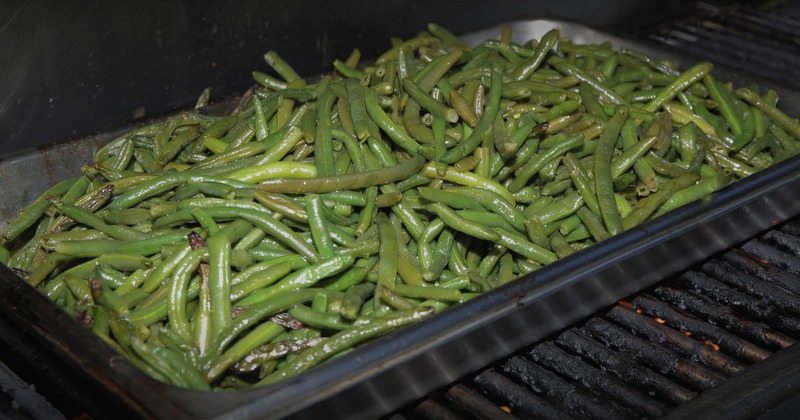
3;23;800;390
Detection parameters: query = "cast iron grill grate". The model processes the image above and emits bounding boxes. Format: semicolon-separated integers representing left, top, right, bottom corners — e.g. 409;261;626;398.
387;219;800;419
644;1;800;90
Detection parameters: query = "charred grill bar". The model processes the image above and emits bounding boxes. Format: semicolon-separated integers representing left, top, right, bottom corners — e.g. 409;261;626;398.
645;1;800;90
391;219;800;419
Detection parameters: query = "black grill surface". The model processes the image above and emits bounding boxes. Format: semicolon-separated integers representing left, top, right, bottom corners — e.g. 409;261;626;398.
388;218;800;419
644;1;800;90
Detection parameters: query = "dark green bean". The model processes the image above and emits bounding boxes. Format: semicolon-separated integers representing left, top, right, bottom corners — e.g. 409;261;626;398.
594;107;629;235
644;62;712;113
257;306;434;386
509;28;559;81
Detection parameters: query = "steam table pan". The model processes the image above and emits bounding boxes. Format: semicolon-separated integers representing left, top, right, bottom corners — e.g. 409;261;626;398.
1;20;799;419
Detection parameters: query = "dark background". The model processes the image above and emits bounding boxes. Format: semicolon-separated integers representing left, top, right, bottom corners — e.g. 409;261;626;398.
0;0;681;158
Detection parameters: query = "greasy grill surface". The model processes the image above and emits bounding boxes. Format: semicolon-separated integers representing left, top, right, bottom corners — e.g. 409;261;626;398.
388;218;800;419
644;1;800;90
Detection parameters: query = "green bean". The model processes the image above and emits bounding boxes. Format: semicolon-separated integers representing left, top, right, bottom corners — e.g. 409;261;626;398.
339;283;375;320
548;232;574;258
374;211;399;299
128;336;190;388
311;90;335;176
423;162;516;205
252;71;288;90
654;169;731;217
207;220;252;336
288;305;350;330
257;306;434;386
349;186;376;236
644;152;691;177
708;150;757;178
594;107;629;235
611;132;660;180
205;321;285;383
374;191;401;208
107;173;251;211
396;240;426;286
577;206;610;242
769;124;800;156
532;190;585;225
334;59;363;79
509;28;559;81
264;51;304;84
448;186;526;232
736;88;800;139
3;177;78;242
412;49;463;93
48;199;146;241
522;217;550;249
455;211;517;235
622;173;700;229
257;154;425;194
305;194;335;259
403;79;458;123
188;208;218;235
321;257;375;293
168;249;204;345
643;62;712;113
93;264;126;289
557;214;582;236
427;23;468;48
103;208;152;226
549;57;628;106
562;153;600;215
362;89;419;156
418;187;484;211
621;117;658;192
508;133;585;193
194;206;319;262
153;116;211;170
235;255;354;307
137;239;192;291
228;160;318;185
394;283;461;302
492;228;558;265
731;110;757;152
200;287;325;367
449;90;479;129
441;69;502;164
62;273;94;306
704;75;742;137
337;79;370;141
426;203;499;242
190;262;212;357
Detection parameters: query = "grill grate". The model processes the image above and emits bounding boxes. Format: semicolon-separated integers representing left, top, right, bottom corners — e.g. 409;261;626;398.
644;1;800;90
388;218;800;419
